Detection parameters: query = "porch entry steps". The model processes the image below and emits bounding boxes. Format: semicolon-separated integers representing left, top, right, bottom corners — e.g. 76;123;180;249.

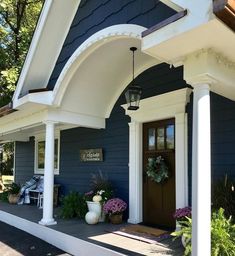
0;210;124;256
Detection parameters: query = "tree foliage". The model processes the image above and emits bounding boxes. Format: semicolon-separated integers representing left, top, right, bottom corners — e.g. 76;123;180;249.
0;0;43;107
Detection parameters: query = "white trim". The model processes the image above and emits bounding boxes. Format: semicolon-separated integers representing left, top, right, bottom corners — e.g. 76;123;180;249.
14;91;53;109
12;0;54;103
128;122;143;224
13;0;81;106
52;24;147;107
34;131;60;175
159;0;184;12
47;109;105;129
0;211;124;256
122;88;191;224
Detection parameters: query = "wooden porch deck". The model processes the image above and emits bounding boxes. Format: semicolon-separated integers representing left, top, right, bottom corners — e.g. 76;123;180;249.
0;202;183;256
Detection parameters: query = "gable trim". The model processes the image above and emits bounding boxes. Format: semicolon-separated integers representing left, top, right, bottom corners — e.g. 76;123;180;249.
13;0;81;107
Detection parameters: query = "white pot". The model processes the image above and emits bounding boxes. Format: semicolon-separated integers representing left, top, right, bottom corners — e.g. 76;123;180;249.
86;201;101;218
181;235;190;248
85;211;99;224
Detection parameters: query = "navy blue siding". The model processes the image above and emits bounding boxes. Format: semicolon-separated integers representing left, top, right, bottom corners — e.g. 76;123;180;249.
187;92;235;205
211;93;235;182
47;0;176;89
15;138;34;185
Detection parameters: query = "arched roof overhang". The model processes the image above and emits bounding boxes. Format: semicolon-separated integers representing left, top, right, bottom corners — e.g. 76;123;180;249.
52;24;159;119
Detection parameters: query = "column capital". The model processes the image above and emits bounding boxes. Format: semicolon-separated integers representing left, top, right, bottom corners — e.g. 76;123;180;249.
43;120;58;125
185;74;216;89
193;83;210;91
128;120;141;127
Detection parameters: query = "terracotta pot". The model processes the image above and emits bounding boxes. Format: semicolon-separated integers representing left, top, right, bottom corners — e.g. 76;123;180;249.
8;194;19;204
109;214;123;224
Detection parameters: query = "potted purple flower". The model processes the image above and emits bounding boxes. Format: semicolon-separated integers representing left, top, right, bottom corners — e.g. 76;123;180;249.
103;198;127;224
173;206;192;247
173;206;191;222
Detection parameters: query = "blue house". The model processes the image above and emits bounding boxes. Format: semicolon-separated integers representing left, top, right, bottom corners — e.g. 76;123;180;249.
0;1;234;255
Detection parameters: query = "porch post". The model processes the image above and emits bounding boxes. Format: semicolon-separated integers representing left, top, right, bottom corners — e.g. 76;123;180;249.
128;121;143;224
192;84;211;256
39;121;57;226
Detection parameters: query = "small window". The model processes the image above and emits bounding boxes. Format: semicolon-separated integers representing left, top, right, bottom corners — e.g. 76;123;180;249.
148;128;155;150
157;127;165;150
35;134;60;175
166;125;175;149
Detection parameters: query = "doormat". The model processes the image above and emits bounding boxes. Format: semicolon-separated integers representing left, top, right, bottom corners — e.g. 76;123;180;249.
110;224;171;244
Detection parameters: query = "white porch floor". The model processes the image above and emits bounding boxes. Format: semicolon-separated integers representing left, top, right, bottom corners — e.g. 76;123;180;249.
0;202;183;256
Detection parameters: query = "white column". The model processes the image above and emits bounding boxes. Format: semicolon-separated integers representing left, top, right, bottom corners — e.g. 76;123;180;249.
128;121;142;224
39;121;57;226
175;113;188;209
192;84;211;256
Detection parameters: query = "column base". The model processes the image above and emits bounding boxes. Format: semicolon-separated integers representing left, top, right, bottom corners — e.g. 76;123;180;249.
127;218;140;224
39;218;57;226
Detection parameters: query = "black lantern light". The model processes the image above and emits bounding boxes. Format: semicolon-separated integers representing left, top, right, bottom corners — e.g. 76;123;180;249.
125;47;142;110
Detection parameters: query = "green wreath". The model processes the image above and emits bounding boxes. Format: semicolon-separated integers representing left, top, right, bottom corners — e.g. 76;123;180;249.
146;156;169;183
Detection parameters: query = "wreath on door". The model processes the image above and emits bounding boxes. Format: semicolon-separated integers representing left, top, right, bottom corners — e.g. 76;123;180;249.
146;156;169;183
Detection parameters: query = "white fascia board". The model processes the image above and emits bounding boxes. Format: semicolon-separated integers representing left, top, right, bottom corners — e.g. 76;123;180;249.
0;134;29;142
14;91;53;109
13;0;81;108
0;110;47;135
142;0;214;62
47;110;105;129
160;0;184;12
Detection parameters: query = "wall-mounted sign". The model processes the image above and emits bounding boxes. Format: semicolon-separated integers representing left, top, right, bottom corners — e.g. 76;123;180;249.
80;148;103;162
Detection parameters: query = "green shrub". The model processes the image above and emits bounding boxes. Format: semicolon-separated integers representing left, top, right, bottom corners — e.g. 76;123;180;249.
171;217;192;256
211;208;235;256
0;191;9;202
7;182;21;195
60;191;87;219
171;208;235;256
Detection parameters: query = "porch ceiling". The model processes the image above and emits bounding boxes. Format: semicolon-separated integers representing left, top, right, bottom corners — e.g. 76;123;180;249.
60;38;158;119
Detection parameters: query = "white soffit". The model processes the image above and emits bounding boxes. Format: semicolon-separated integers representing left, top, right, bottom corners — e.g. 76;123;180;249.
12;0;81;106
60;37;158;119
142;18;235;65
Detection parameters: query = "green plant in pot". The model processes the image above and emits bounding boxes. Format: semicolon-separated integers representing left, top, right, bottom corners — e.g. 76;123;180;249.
7;183;21;204
171;208;235;256
90;171;114;201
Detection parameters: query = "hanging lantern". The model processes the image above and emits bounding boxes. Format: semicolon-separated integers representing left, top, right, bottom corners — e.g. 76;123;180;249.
125;47;142;111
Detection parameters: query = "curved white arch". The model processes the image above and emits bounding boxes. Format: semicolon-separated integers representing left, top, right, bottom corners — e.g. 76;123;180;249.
53;24;147;106
52;24;160;119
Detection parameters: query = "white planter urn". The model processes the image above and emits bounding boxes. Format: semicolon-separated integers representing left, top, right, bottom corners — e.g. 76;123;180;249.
85;211;99;224
85;201;103;224
87;201;101;216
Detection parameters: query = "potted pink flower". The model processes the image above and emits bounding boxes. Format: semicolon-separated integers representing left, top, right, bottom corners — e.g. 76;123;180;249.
103;198;127;224
173;206;191;222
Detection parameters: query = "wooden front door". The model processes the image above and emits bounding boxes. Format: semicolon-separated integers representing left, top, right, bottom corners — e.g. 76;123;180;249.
143;119;176;229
